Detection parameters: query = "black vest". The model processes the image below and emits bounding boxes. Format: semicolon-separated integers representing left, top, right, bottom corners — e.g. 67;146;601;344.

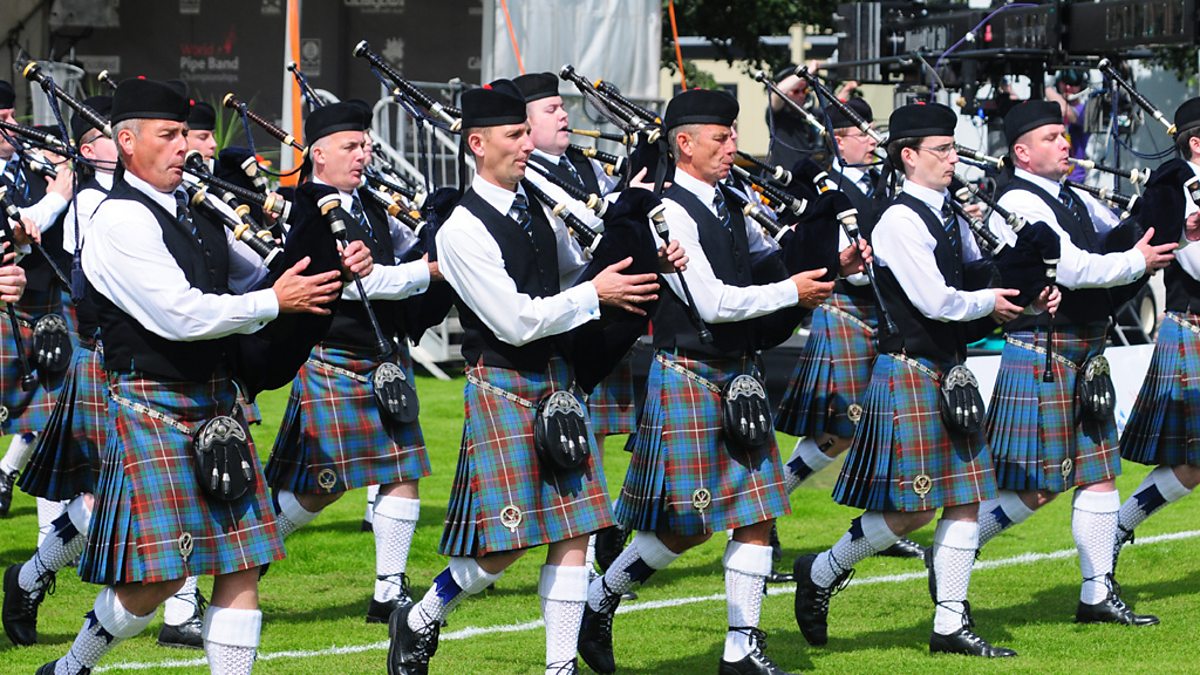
652;183;757;359
6;156;64;295
71;177;111;341
999;176;1112;329
1166;261;1200;314
456;184;563;371
528;153;602;196
321;187;403;354
875;193;969;369
91;175;233;381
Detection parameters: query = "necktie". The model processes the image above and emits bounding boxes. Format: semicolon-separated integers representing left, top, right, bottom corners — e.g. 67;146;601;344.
2;160;24;199
713;189;731;230
174;190;195;236
1058;185;1098;250
559;155;584;189
940;198;961;255
511;193;532;236
350;194;374;238
864;169;879;198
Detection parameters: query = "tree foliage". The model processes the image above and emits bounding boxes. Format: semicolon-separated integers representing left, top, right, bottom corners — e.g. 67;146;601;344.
661;0;839;84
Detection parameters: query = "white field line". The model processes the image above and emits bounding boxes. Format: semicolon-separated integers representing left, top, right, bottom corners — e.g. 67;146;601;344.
95;528;1200;672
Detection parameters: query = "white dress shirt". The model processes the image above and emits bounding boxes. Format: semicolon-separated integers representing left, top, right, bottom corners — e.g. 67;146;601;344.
996;168;1144;289
872;181;996;322
84;170;278;341
0;155;68;234
61;171;114;257
527;149;609;234
312;178;430;302
658;169;799;324
436;173;599;347
1175;159;1200;280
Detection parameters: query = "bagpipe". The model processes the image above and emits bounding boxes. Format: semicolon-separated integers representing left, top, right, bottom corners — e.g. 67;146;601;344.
1099;58;1176;137
752;70;830;146
952;176;1061;381
353;40;462;132
21;61;112;139
560;64;666;185
181;182;285;275
0;186;71;290
184;150;292;224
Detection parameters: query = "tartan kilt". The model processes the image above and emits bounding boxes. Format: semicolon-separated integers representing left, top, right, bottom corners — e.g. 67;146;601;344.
1;290;67;435
79;371;284;585
833;354;997;512
17;339;106;500
239;395;263;426
985;325;1119;493
586;348;638;437
439;357;614;557
1120;313;1200;467
266;343;430;495
616;351;789;536
776;292;878;440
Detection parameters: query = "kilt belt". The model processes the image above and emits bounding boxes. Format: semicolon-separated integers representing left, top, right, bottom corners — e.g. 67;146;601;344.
1005;334;1080;371
466;371;540;409
892;352;941;383
654;352;725;395
309;357;370;383
825;302;875;335
108;390;207;436
1167;310;1200;337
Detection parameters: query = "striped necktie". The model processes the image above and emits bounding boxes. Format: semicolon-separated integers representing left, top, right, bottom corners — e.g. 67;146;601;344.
511;193;532;236
713;189;731;230
350;194;374;238
559;155;584;189
175;190;196;236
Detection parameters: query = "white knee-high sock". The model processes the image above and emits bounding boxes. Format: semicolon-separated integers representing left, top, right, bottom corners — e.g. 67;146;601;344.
1;432;36;475
409;557;502;631
723;540;772;661
364;484;380;525
812;512;899;588
539;564;588;673
976;490;1035;547
1117;466;1193;535
163;576;201;626
784;438;835;494
274;489;320;539
19;497;91;592
56;586;156;675
202;605;261;675
1073;488;1121;604
36;498;68;547
931;519;979;635
587;531;679;611
373;495;419;603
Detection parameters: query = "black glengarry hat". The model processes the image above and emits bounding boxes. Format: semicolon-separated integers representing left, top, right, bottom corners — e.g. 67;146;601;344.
0;80;14;109
460;79;527;128
304;101;367;145
111;78;190;124
188;100;215;131
1175;97;1200;136
828;97;873;130
886;102;957;143
1004;100;1062;145
513;72;559;103
663;88;739;130
72;95;113;143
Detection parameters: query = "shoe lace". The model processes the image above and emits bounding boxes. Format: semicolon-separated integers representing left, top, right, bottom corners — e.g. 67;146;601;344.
411;617;441;661
378;572;412;602
19;572;53;612
814;567;854;613
546;658;578;674
936;599;976;631
1112;526;1135;573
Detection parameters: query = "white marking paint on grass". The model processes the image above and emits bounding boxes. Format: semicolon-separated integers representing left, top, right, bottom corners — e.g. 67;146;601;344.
95;528;1200;672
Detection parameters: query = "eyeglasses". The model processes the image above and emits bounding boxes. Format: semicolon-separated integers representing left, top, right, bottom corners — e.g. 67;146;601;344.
915;143;956;158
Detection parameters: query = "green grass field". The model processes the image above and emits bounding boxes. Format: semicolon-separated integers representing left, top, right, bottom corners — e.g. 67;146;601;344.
2;374;1198;674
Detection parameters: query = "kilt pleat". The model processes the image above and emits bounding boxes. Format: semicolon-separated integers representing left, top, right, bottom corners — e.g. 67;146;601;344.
265;343;430;494
1120;314;1200;467
79;373;284;585
439;358;613;557
587;349;638;437
832;354;997;512
1;294;67;435
18;341;106;500
616;351;789;536
776;293;878;439
985;325;1119;492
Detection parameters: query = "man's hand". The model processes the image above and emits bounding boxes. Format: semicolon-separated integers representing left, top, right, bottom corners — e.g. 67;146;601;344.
44;161;73;202
591;256;660;316
423;254;443;282
1185;211;1200;242
657;239;687;274
834;80;860;100
792;268;835;308
1135;227;1177;271
962;202;984;223
1032;284;1061;315
838;239;872;277
627;167;669;192
341;240;373;278
11;216;39;246
273;256;342;315
990;288;1023;323
0;249;26;303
